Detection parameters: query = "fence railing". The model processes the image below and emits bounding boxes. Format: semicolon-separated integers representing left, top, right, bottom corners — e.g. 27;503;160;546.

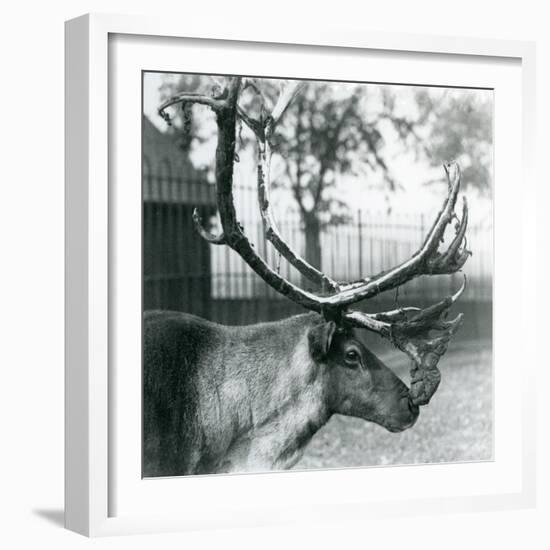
208;183;492;303
143;177;492;327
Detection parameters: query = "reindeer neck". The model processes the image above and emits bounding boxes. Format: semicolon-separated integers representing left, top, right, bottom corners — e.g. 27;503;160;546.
219;317;331;473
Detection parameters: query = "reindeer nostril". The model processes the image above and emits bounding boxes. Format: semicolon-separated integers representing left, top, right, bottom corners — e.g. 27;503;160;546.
407;397;419;416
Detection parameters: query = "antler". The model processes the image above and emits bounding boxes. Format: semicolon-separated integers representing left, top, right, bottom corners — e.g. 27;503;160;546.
235;80;339;292
344;278;466;405
253;82;340;293
159;77;471;406
324;163;469;304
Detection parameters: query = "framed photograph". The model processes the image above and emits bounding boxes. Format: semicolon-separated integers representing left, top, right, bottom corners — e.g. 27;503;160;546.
65;13;537;536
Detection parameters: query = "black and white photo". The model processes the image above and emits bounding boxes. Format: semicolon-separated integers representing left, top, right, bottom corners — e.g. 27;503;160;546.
141;73;493;477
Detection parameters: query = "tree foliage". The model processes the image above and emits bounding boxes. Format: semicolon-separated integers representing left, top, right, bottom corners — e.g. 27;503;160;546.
273;82;396;225
413;89;493;194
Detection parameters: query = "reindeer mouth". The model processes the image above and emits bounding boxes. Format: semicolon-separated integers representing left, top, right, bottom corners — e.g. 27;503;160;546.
400;395;421;430
377;395;420;433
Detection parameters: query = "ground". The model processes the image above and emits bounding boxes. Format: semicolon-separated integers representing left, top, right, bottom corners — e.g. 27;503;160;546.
295;339;493;470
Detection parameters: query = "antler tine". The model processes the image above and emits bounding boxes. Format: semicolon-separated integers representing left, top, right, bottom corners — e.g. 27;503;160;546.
427;196;470;274
158;92;226;125
344;276;467;405
320;162;469;308
201;77;338;312
266;81;305;137
163;77;336;311
236;80;340;292
257;154;340;292
256;133;340;292
192;209;226;245
235;81;304;142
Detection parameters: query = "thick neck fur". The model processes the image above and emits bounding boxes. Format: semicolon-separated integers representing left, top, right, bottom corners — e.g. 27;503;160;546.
198;313;331;473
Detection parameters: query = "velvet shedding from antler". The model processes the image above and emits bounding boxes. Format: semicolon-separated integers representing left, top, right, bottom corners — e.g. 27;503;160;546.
158;76;471;407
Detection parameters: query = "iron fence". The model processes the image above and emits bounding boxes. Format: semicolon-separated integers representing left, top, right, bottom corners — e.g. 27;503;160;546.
144;178;492;330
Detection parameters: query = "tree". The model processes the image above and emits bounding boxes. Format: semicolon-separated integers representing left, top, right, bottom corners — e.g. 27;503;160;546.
380;88;493;194
416;89;493;194
269;82;398;275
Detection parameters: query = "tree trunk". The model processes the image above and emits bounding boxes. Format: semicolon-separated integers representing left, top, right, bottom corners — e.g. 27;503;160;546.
303;213;322;290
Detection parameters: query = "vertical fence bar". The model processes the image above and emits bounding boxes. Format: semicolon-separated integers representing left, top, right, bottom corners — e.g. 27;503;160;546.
153;180;162;308
357;208;363;277
143;175;493;325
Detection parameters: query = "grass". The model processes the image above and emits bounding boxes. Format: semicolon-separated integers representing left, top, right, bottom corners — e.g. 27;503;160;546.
295;339;493;470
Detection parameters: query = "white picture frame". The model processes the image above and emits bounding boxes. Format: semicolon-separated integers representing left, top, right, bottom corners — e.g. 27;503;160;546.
65;13;537;537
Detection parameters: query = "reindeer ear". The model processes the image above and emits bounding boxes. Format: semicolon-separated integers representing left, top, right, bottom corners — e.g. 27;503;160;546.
308;321;337;362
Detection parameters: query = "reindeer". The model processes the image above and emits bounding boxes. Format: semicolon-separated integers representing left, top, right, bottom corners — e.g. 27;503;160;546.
143;78;470;477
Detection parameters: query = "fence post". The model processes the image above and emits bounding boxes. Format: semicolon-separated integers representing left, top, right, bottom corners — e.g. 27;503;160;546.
143;175;492;325
358;208;363;276
419;213;425;304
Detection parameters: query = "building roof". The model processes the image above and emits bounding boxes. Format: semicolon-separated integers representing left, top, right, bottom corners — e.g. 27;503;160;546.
142;114;215;206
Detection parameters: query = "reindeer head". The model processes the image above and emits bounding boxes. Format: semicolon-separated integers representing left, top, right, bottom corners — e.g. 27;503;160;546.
307;320;418;432
159;77;470;422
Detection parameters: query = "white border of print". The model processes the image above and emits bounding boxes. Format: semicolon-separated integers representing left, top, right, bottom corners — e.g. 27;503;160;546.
65;13;537;537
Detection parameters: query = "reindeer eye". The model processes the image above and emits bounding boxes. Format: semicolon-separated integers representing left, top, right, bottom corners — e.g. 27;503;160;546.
345;349;360;364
